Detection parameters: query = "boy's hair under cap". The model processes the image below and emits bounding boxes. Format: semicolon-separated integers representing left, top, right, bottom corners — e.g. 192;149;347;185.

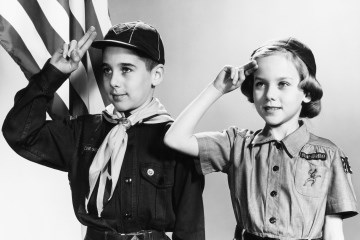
92;21;165;64
251;37;316;77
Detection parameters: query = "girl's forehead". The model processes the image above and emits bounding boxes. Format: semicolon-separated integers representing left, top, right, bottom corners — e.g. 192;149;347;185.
254;54;300;79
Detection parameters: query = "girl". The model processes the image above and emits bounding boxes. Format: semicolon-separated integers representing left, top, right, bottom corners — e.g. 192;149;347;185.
164;38;357;240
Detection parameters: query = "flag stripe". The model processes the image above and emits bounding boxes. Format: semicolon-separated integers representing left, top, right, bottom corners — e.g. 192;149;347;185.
85;0;111;107
0;1;51;68
0;0;112;118
37;0;70;42
17;0;63;58
92;0;112;36
57;0;70;16
0;15;40;79
0;3;69;119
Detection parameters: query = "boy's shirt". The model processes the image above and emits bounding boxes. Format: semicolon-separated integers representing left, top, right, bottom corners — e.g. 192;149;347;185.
2;62;205;240
194;121;357;239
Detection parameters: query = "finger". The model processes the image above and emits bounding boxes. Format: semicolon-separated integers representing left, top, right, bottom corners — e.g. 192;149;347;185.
62;42;69;59
239;68;246;82
67;40;78;57
232;67;239;85
77;27;97;57
242;60;258;72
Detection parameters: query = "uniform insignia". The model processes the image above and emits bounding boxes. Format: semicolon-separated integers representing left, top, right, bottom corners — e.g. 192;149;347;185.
303;165;321;186
83;145;98;152
299;152;326;161
341;156;353;174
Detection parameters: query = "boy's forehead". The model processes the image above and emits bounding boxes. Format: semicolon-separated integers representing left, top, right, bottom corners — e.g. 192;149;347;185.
102;46;143;64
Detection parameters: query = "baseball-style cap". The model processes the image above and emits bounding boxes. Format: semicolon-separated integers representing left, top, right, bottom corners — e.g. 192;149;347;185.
92;21;165;64
250;37;316;77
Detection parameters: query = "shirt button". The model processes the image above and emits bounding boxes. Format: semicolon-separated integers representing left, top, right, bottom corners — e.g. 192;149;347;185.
147;168;155;176
273;166;279;172
124;212;132;219
270;191;277;197
124;177;132;184
269;217;276;224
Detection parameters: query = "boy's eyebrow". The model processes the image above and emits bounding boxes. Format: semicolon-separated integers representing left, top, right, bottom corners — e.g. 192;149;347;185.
101;62;136;68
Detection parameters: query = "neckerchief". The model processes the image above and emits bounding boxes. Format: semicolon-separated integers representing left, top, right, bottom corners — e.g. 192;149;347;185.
85;98;173;217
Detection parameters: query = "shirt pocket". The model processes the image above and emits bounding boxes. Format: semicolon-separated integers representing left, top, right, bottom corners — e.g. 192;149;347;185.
138;162;174;222
294;158;330;198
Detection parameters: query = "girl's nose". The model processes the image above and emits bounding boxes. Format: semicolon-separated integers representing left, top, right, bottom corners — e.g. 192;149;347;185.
265;85;277;100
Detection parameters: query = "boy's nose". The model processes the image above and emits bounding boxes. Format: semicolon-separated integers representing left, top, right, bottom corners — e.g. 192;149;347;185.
109;74;123;88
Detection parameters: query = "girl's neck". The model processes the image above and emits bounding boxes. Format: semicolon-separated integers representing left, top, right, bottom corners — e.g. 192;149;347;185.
263;120;301;141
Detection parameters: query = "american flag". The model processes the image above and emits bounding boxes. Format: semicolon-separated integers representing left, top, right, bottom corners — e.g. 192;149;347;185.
0;0;112;118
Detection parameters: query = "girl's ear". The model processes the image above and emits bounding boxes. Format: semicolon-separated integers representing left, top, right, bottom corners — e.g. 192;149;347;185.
303;92;311;103
151;64;164;87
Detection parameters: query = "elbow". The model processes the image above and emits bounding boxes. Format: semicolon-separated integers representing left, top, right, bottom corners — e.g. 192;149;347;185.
163;131;177;150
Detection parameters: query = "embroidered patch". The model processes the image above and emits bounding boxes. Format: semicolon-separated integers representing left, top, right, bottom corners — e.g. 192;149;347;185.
341;156;353;174
299;152;327;161
303;165;321;186
83;145;98;152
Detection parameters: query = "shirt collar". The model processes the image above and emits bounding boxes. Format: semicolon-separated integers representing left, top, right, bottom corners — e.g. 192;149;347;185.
250;120;310;158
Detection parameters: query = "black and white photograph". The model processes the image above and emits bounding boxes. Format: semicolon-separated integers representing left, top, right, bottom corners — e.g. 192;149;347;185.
0;0;359;239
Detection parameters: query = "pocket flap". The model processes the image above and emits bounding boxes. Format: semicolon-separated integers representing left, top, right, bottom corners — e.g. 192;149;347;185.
140;163;173;188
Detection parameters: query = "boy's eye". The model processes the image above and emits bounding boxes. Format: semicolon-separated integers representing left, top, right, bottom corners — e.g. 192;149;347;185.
121;67;132;73
102;67;112;76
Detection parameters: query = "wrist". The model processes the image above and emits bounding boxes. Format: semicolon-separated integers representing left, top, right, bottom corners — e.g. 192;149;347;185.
211;82;226;95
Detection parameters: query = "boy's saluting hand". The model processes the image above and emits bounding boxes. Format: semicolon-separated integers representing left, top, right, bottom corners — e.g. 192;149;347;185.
50;26;97;74
213;60;258;94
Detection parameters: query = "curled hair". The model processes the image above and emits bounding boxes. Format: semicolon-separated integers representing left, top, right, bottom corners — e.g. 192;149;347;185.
240;47;323;118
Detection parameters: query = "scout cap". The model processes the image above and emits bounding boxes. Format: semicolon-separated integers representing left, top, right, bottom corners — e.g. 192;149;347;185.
250;37;316;77
92;21;165;64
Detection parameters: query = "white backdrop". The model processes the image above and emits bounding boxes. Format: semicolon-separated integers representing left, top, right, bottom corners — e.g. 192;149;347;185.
1;0;359;239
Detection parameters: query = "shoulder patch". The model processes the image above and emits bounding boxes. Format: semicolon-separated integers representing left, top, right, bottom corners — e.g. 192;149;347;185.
341;156;353;174
300;152;327;161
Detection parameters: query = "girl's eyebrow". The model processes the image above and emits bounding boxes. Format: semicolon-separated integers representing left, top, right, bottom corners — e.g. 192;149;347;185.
254;76;294;81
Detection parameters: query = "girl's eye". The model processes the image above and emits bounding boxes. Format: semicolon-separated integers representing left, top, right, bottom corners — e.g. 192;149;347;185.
279;81;290;88
103;67;112;76
254;81;264;88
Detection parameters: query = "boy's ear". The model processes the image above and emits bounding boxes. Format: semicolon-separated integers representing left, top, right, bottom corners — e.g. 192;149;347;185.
151;64;164;87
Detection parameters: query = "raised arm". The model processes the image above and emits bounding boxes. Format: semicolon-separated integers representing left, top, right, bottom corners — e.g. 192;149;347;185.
164;61;257;157
2;27;97;171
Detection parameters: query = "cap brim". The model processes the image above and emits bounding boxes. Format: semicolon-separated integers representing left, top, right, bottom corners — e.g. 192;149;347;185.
92;40;140;51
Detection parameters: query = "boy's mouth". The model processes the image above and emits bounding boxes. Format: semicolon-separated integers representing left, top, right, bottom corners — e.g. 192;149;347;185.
111;93;127;101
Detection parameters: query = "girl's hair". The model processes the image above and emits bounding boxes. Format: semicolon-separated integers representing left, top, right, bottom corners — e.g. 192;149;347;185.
240;45;323;118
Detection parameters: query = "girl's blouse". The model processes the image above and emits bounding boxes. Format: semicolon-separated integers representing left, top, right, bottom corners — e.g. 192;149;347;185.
195;121;357;239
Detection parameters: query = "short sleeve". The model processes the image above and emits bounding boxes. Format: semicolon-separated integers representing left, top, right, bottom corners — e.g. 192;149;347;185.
326;149;358;218
194;126;240;175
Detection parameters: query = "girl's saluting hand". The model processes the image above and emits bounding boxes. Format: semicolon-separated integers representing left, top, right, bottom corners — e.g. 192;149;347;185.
213;60;258;94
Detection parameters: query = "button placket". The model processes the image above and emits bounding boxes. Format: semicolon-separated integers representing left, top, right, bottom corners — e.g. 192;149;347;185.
264;142;282;232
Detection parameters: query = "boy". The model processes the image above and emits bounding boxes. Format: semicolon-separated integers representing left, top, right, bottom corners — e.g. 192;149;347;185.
2;21;205;240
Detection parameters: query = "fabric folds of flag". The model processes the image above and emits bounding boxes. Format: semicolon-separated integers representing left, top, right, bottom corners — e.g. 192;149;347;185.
0;0;112;118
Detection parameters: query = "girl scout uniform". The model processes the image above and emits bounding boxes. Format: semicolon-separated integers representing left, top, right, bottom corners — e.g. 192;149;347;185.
195;121;357;240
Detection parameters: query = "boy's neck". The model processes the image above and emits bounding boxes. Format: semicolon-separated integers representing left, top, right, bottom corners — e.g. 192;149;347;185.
263;120;301;141
124;97;154;117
